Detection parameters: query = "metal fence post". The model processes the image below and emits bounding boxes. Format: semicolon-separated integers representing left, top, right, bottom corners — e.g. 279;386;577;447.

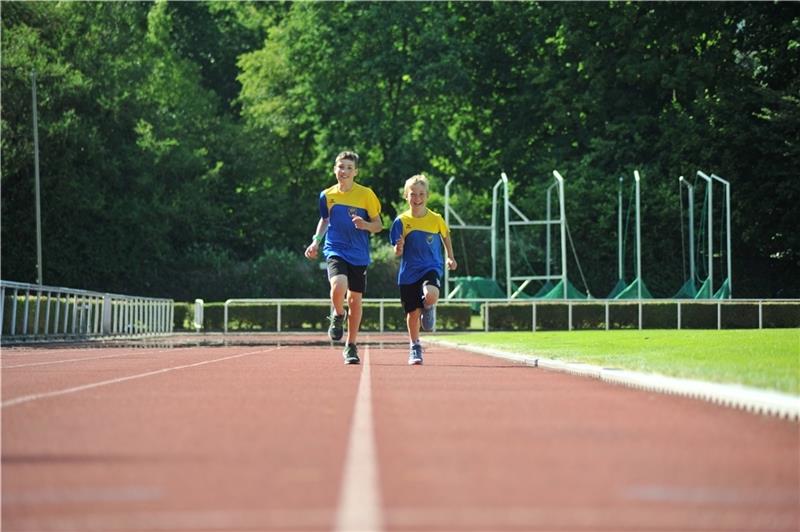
568;302;573;331
102;294;112;334
194;299;204;332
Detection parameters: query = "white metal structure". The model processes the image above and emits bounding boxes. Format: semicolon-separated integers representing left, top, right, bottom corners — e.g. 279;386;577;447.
502;171;568;299
193;299;205;331
679;176;696;285
696;171;733;298
1;280;173;341
712;173;733;297
634;170;643;299
617;177;625;282
32;70;44;285
443;177;504;299
221;297;798;334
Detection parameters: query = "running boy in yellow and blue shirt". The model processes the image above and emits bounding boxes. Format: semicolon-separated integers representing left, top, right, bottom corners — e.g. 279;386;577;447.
390;174;457;365
304;151;382;365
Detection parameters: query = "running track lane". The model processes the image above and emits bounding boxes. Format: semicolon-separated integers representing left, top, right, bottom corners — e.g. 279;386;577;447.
2;340;798;531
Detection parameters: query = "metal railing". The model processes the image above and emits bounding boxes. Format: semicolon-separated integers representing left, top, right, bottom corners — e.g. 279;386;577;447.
224;298;381;334
222;297;799;333
480;298;799;331
1;280;174;342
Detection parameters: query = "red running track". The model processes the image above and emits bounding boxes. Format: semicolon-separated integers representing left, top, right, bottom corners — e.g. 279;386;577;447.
1;334;798;531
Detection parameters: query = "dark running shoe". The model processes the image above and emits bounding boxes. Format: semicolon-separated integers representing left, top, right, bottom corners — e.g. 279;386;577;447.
420;304;436;332
328;309;347;342
408;343;423;365
343;343;360;365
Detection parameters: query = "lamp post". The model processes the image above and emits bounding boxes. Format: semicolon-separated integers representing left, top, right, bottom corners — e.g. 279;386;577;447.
32;69;43;286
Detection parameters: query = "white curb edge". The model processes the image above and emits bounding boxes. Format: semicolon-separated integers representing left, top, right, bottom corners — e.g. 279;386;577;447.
431;340;800;421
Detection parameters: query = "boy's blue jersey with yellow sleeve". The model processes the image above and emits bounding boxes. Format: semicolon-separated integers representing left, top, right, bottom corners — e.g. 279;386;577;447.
319;182;381;266
389;209;449;285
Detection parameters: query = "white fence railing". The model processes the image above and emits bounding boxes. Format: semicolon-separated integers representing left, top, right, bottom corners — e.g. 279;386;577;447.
1;280;174;342
222;298;799;333
478;299;799;332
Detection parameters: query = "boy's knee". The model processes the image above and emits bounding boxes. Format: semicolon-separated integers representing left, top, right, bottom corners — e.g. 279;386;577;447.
423;285;440;302
330;275;348;290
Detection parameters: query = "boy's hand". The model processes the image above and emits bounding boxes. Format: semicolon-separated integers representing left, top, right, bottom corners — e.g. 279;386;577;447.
446;257;458;271
351;215;368;230
394;236;404;256
304;241;319;260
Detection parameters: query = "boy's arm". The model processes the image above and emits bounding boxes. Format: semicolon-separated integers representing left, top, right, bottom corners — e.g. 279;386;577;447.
304;218;329;259
352;214;383;234
442;234;458;271
389;218;404;256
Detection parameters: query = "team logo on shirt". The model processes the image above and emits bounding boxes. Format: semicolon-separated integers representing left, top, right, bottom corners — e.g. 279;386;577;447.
348;207;357;217
426;235;435;245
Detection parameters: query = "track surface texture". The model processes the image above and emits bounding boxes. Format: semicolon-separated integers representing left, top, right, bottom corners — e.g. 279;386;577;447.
2;333;798;532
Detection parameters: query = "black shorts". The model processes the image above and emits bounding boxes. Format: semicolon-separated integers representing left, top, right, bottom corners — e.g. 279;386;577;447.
399;270;441;313
327;256;367;294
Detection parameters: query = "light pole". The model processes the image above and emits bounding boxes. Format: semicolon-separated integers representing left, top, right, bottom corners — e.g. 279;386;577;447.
32;69;43;286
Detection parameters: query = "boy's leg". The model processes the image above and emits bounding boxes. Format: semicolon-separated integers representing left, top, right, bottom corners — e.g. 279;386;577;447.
345;290;362;345
328;274;348;341
420;281;440;332
329;275;348;316
406;308;421;344
407;309;423;365
327;257;350;316
401;282;425;365
326;257;350;342
422;283;440;307
343;263;367;347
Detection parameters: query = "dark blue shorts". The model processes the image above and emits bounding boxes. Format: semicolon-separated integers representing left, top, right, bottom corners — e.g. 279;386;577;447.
327;256;367;294
399;270;441;313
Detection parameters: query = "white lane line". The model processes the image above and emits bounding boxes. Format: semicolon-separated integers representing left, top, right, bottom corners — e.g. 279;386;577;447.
335;346;383;532
2;349;176;368
1;347;283;408
432;340;800;420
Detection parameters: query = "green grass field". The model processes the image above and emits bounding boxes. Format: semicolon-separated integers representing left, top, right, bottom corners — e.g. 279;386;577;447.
431;329;800;395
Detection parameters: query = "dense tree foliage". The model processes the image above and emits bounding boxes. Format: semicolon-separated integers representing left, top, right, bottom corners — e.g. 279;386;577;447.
2;1;797;300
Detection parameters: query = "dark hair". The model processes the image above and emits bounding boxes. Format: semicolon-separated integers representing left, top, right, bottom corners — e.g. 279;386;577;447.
335;151;359;168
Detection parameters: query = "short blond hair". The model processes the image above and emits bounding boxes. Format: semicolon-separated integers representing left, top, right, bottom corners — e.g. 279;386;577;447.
403;174;429;199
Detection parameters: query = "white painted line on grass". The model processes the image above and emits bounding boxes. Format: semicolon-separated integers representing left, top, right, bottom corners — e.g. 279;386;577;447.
1;347;283;408
335;346;383;532
432;340;800;421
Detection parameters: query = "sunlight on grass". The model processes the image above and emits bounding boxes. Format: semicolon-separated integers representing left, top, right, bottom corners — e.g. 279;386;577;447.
432;329;800;395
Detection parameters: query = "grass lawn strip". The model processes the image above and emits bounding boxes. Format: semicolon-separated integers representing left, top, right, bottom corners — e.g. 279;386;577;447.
430;329;800;395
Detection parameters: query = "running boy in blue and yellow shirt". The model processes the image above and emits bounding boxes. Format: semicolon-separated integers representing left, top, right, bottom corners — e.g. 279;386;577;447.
304;151;382;365
390;174;457;365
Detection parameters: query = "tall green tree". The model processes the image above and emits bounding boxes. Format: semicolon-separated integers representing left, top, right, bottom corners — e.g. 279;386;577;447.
3;1;797;299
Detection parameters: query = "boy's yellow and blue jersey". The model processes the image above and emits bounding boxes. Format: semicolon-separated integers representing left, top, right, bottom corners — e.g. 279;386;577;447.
389;209;449;285
319;182;381;266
